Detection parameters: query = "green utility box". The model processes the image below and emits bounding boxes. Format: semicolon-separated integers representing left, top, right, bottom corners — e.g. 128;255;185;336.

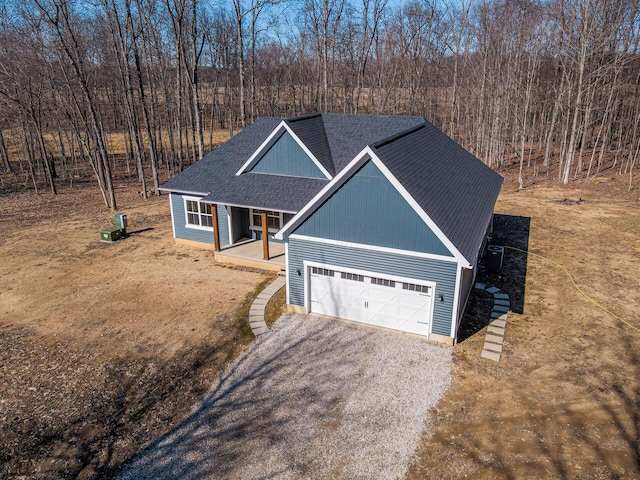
100;227;123;242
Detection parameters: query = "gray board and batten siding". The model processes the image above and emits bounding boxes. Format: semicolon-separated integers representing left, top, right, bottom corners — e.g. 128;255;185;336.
287;237;457;337
170;193;229;245
371;122;503;265
248;130;327;179
294;159;453;257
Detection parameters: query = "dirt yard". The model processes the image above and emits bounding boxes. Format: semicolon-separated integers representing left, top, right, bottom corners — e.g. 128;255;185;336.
0;184;272;478
408;177;640;479
1;173;639;479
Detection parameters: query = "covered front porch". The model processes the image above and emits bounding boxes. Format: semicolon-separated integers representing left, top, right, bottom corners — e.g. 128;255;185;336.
214;239;285;272
208;203;292;272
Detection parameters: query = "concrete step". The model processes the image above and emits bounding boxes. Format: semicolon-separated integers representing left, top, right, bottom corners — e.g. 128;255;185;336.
485;334;504;345
252;326;270;335
481;350;501;361
484;342;503;353
487;325;505;335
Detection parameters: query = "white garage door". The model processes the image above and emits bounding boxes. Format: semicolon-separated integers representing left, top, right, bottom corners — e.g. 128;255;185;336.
309;266;434;336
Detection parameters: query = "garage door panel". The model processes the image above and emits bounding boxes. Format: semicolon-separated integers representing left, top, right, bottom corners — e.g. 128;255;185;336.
368;293;401;329
309;267;433;337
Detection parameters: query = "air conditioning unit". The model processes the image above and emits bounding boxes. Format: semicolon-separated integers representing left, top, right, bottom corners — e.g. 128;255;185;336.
487;245;504;272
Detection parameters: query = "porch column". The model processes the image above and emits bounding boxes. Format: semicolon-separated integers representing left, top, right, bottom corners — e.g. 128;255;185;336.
211;203;221;252
261;210;269;260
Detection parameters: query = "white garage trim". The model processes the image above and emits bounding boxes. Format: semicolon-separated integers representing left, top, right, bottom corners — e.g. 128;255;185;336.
450;262;463;339
303;261;436;338
285;242;291;306
290;234;458;264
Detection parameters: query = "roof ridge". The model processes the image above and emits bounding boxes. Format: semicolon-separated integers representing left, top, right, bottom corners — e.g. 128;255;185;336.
371;123;426;149
286;112;322;123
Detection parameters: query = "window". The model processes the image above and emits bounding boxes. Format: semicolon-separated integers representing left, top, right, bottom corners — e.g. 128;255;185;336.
185;198;213;229
371;277;396;288
311;267;335;277
250;209;283;232
403;282;430;294
341;272;364;282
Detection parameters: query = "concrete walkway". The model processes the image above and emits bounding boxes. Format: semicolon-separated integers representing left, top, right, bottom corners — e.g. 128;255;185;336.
248;276;286;336
474;282;510;362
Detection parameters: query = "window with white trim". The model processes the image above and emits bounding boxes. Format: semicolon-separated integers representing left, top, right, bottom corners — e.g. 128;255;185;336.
250;209;283;232
341;272;364;282
184;197;213;229
311;267;335;276
371;277;396;288
403;282;431;294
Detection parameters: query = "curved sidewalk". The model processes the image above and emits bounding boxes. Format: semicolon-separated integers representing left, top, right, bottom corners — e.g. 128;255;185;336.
248;276;286;336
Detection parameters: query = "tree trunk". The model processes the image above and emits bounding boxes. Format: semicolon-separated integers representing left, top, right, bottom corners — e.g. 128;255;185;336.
0;129;12;174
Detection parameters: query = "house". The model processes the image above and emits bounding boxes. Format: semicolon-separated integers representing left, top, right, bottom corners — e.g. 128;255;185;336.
161;113;503;345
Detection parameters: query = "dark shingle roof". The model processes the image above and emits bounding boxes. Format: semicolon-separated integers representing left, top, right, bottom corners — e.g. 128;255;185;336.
161;117;282;196
321;114;424;171
161;113;502;262
161;113;425;212
372;123;503;264
285;114;334;177
200;174;326;213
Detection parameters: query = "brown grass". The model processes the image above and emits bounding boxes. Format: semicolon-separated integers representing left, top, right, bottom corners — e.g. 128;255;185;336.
0;183;271;478
264;286;287;327
408;182;640;479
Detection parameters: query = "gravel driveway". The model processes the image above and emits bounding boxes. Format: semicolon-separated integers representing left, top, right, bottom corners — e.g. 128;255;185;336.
116;314;452;479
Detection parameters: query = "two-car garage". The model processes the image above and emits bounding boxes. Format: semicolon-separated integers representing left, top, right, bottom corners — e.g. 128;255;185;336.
307;265;435;337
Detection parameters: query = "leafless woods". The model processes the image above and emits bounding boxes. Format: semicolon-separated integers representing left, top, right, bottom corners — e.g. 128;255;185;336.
1;0;639;207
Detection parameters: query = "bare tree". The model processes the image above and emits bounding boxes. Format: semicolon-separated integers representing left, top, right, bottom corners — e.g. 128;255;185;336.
32;0;117;209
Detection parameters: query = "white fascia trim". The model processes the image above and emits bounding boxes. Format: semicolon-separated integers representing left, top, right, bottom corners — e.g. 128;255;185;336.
450;262;463;339
163;188;209;196
169;192;177;239
278;145;471;268
289;234;458;264
235;121;332;179
367;152;470;268
276;146;374;240
210;200;297;215
285;242;291;305
182;194;206;202
285;123;333;179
